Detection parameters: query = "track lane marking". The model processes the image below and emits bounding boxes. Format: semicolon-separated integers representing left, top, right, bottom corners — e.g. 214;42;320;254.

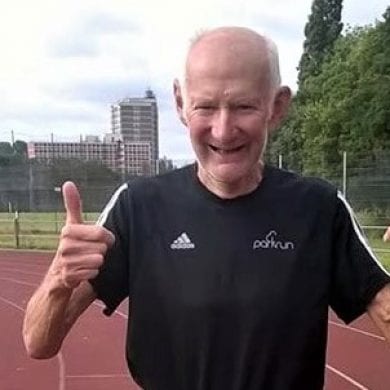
0;277;37;287
57;352;66;390
0;295;66;390
329;320;385;341
0;276;129;320
0;277;131;386
1;273;384;343
326;364;369;390
0;267;43;276
96;303;376;390
66;374;129;379
1;269;382;390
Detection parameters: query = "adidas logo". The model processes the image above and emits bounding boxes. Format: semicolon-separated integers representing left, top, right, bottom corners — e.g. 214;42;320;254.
170;232;195;249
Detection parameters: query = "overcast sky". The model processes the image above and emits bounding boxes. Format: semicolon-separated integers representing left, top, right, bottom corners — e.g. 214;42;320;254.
1;0;388;161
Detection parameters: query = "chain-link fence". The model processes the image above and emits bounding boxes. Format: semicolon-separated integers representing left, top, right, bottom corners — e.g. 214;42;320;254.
268;150;390;264
271;150;390;223
0;153;389;260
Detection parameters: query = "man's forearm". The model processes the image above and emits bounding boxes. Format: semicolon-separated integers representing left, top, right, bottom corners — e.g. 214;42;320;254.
23;181;113;359
23;273;73;358
23;274;96;359
367;284;390;343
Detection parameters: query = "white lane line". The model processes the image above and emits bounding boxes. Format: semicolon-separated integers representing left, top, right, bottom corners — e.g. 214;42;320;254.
0;277;37;287
326;364;369;390
0;294;66;390
1;273;383;341
0;259;49;267
329;320;385;341
0;277;129;320
0;267;43;276
67;374;129;379
0;295;26;312
1;277;131;385
57;351;66;390
0;278;380;390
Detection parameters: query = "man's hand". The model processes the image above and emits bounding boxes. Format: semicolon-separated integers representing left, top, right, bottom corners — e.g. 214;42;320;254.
384;227;390;242
50;181;115;289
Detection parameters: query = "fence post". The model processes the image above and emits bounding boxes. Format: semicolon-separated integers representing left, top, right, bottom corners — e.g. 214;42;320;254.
14;211;20;249
54;186;61;233
278;154;283;169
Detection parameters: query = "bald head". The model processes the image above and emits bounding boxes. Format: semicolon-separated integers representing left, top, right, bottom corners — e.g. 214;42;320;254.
173;26;291;132
182;27;281;93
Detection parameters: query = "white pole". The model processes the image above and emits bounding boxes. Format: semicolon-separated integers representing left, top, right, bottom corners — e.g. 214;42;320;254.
278;154;283;169
342;151;347;197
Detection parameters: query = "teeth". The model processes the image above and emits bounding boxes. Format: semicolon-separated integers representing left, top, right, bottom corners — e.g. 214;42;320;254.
210;145;242;154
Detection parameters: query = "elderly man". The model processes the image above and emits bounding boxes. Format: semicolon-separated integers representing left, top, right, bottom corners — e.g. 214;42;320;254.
23;27;390;390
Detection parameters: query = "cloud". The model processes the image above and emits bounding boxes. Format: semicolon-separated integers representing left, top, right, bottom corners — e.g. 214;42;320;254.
47;11;142;58
1;0;389;159
47;77;150;104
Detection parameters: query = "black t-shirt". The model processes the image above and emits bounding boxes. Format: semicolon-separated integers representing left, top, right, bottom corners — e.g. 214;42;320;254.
90;164;390;390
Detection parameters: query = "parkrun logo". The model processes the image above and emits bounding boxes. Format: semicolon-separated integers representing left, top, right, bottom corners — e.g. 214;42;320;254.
253;231;295;250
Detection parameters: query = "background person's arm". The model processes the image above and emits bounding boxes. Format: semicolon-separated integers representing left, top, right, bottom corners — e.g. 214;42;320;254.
22;182;114;358
367;283;390;343
384;227;390;242
368;228;390;342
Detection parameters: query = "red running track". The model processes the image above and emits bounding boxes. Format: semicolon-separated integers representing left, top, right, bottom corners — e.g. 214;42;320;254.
0;249;389;390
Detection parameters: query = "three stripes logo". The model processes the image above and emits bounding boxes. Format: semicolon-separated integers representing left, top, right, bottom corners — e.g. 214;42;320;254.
170;232;195;249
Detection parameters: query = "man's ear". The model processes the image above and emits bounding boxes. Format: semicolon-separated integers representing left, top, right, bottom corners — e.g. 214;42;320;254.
268;86;292;131
173;79;187;126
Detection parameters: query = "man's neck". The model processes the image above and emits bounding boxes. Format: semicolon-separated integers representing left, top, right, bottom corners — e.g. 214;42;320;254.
197;163;264;199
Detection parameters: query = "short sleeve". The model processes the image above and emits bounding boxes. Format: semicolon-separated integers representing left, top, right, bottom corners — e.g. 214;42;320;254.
329;192;390;324
89;183;130;316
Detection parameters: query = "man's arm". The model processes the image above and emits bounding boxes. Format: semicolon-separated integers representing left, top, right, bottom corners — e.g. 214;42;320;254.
23;279;96;358
384;227;390;242
367;283;390;343
368;227;390;342
22;182;114;358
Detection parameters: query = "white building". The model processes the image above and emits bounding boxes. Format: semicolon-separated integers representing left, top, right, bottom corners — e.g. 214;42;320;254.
27;140;151;176
111;89;159;173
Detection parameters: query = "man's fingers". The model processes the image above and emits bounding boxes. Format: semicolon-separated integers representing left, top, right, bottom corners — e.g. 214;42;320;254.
60;224;115;247
62;269;100;289
61;253;105;271
63;181;83;224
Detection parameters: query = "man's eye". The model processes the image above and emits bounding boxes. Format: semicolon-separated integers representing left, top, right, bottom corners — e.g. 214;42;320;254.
196;105;214;110
238;105;253;110
194;105;216;115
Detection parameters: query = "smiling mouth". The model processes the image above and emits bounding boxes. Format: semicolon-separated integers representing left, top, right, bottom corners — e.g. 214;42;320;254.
209;145;245;154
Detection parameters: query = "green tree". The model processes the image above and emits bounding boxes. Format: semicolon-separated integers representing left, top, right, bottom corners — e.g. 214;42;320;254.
297;0;343;88
268;0;344;172
0;140;28;166
269;5;390;180
13;140;28;157
299;8;390;174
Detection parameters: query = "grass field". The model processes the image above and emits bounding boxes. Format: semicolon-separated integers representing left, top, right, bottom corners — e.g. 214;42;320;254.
0;212;389;269
0;212;99;250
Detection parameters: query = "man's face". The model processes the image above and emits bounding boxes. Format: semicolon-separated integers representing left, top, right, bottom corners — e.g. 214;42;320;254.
175;33;286;190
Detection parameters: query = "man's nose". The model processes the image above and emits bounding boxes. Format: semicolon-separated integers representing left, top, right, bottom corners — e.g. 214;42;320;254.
211;108;236;142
